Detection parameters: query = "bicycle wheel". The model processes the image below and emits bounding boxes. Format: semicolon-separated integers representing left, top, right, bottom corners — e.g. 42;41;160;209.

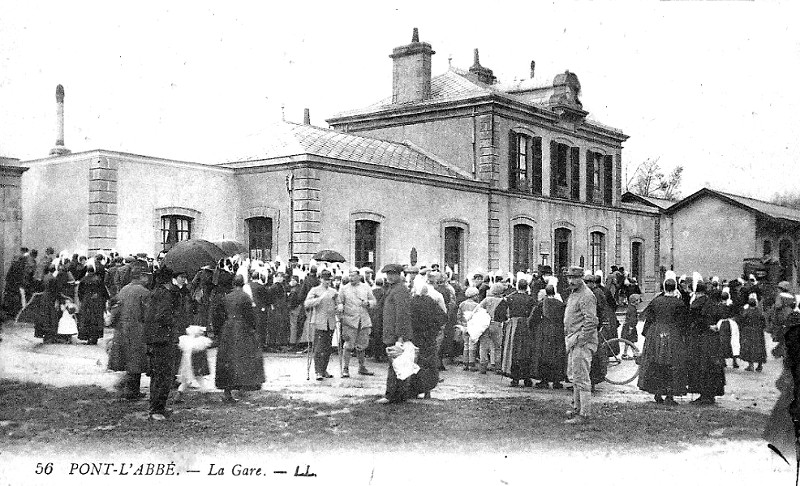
602;337;640;385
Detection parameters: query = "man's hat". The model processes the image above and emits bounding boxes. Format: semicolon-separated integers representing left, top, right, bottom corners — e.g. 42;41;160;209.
123;255;136;264
778;281;792;292
404;265;420;274
564;266;585;278
129;261;152;279
136;252;148;259
381;263;404;274
319;270;333;280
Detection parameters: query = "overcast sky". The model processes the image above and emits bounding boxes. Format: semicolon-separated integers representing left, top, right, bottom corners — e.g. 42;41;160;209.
1;1;798;201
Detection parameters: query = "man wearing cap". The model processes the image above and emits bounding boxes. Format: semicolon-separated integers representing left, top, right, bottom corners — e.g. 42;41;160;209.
108;261;152;400
337;268;377;377
377;264;414;404
304;270;338;380
144;266;187;420
563;266;598;424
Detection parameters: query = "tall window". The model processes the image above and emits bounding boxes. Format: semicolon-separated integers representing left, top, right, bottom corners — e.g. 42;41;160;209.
354;220;379;270
161;215;192;251
631;241;643;282
444;226;463;278
509;132;543;194
554;228;572;273
248;217;273;260
513;224;533;273
603;155;614;206
590;231;605;274
509;132;528;191
550;142;578;200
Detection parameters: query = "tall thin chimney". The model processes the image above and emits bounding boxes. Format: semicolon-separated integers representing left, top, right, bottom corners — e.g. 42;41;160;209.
530;60;536;79
50;84;71;156
468;49;496;85
389;28;435;104
303;108;311;125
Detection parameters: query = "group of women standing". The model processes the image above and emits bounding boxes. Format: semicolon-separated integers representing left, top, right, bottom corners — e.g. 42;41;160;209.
637;273;768;405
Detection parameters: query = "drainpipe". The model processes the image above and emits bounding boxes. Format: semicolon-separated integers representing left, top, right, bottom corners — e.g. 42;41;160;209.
286;171;294;258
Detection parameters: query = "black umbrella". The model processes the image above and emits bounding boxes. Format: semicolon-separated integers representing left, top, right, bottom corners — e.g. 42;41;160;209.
213;240;248;257
312;249;346;263
162;239;228;276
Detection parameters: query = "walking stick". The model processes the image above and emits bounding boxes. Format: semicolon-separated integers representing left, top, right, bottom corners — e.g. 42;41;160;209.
304;310;313;380
338;318;344;377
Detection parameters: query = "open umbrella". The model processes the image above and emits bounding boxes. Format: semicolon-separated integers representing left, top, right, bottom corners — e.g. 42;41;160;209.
162;239;228;276
213;240;248;257
312;249;346;263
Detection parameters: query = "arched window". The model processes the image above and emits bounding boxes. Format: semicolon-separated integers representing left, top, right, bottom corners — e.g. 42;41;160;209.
354;220;379;270
161;215;192;251
554;227;572;273
590;231;605;274
247;217;273;260
513;224;533;273
779;239;793;282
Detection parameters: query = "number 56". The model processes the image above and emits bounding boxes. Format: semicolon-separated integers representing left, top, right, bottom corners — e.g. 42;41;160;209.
35;463;53;475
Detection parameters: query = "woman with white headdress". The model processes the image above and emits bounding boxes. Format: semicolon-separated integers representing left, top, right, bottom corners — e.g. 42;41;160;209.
407;274;448;398
531;284;568;389
637;272;689;405
738;292;767;372
686;280;726;405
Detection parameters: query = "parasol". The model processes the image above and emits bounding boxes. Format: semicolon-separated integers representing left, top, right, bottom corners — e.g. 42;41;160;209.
312;249;346;263
213;240;248;257
162;239;228;276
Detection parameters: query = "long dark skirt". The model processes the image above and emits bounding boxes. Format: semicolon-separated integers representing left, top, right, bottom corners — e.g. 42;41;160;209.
637;325;688;396
408;342;439;397
719;320;735;359
501;317;534;380
77;294;105;342
265;306;290;347
215;317;265;391
32;292;60;339
739;326;767;364
687;333;726;397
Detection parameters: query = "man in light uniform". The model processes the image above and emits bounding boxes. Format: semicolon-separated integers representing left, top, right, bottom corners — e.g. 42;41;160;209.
337;268;377;377
563;266;598;424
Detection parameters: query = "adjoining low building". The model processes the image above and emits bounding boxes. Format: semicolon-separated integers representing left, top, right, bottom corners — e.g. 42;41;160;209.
664;188;800;286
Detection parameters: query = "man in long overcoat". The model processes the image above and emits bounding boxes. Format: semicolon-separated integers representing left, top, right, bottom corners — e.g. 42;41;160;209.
108;263;151;400
563;266;598;424
376;264;414;404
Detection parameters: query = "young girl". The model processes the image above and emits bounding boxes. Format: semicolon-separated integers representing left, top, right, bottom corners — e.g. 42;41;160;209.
56;301;79;344
621;294;640;359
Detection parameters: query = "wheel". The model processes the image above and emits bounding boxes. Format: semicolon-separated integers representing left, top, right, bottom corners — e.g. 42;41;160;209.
601;337;640;385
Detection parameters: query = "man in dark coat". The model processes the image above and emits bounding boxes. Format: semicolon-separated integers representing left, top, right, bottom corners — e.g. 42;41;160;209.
502;279;536;387
367;277;387;362
108;263;151;400
144;267;185;420
376;264;414;404
2;251;27;318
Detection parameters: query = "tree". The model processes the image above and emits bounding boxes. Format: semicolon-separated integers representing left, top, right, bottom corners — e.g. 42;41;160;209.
625;157;683;200
771;191;800;210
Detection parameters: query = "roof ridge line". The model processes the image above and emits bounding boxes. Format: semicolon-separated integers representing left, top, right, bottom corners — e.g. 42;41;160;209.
400;140;473;180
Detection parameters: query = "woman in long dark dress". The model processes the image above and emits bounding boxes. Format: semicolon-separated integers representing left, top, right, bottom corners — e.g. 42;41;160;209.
686;281;726;405
532;285;567;389
215;275;265;402
500;280;536;387
33;266;61;343
407;287;448;399
637;278;689;404
77;265;108;345
738;293;767;372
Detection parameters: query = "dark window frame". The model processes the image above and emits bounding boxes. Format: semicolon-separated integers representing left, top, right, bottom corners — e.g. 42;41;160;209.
161;215;192;252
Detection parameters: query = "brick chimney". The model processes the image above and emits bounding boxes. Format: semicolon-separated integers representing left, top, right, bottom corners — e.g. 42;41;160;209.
469;49;496;85
303;108;311;125
390;28;435;104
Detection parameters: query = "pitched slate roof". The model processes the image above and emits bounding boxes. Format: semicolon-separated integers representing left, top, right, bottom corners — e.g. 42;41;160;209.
330;68;626;139
217;121;472;180
665;188;800;224
620;192;676;211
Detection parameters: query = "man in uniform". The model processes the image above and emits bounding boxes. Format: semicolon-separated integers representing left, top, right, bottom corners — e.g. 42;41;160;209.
337;268;377;377
563;266;599;424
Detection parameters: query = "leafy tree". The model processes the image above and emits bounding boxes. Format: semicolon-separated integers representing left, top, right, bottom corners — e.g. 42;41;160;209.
625;157;683;200
771;191;800;209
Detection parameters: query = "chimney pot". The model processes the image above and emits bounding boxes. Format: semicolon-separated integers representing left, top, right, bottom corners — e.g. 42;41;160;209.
411;27;419;43
50;84;71;156
468;48;496;85
530;60;536;79
303;108;311;125
389;30;435;104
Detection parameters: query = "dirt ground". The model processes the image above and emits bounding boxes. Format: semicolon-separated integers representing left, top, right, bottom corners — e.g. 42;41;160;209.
0;318;795;486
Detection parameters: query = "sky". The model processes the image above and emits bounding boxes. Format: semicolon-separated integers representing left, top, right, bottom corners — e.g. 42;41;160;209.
1;1;798;201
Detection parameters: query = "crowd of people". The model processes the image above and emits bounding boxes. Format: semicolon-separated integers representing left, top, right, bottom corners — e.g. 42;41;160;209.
0;245;787;424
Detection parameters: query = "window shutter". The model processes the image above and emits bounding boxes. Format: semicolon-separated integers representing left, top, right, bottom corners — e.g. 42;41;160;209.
585;150;594;202
550;140;558;197
532;137;542;195
570;146;580;201
508;131;518;190
604;155;614;205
